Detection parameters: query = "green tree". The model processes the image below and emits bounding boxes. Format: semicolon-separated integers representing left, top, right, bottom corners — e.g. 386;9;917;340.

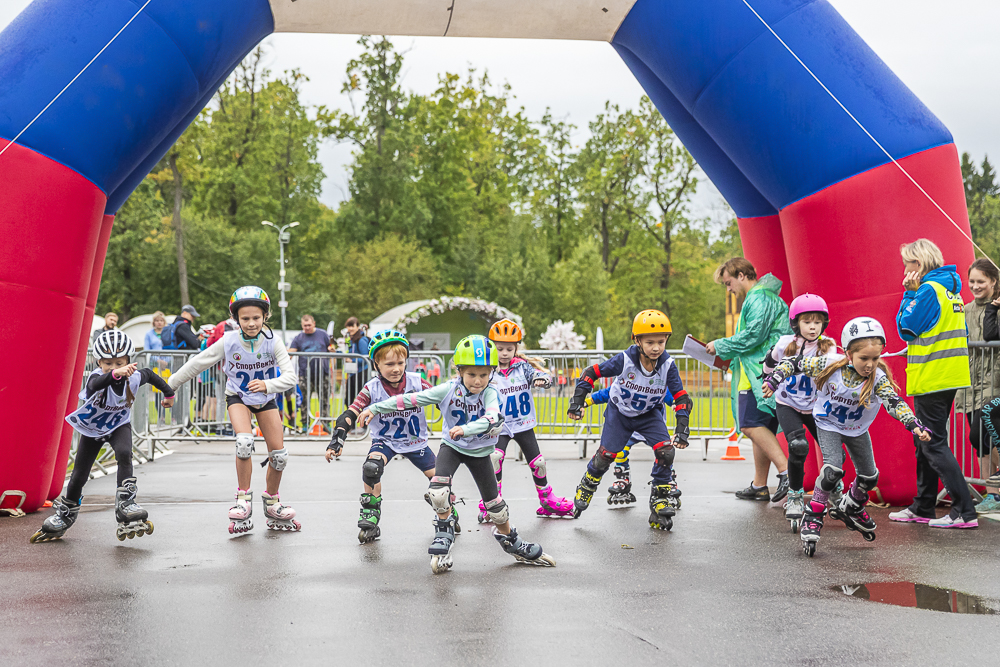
961;152;1000;262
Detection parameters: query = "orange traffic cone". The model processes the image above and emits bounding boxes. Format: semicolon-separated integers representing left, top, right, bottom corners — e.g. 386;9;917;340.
721;426;745;461
309;423;330;437
254;426;263;437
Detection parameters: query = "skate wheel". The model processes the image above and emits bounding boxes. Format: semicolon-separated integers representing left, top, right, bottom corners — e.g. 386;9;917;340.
536;552;556;567
803;541;816;557
229;523;236;535
117;532;126;541
146;521;154;536
430;555;453;574
127;531;135;539
790;519;800;534
477;515;485;524
675;499;682;510
863;531;876;542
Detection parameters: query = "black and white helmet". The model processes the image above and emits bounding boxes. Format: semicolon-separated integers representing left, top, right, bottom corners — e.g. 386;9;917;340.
93;330;135;361
841;317;885;350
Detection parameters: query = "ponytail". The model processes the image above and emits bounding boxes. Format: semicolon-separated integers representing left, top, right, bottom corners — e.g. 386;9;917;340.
514;344;548;372
784;336;837;358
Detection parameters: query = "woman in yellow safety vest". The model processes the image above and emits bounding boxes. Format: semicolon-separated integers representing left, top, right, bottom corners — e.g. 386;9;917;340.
889;239;977;529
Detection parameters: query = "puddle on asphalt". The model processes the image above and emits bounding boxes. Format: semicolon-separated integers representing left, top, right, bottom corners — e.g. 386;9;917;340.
833;582;998;614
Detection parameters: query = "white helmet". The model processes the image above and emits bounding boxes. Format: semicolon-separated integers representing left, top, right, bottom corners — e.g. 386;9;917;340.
93;330;135;361
841;317;885;350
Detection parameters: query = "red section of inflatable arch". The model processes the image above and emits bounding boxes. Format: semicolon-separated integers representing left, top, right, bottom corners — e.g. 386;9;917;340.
778;143;974;506
0;140;107;514
47;214;116;499
735;214;793;303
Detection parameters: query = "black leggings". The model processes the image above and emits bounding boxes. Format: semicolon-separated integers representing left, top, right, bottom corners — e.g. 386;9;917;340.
434;444;500;503
776;404;818;492
495;430;546;486
66;425;134;501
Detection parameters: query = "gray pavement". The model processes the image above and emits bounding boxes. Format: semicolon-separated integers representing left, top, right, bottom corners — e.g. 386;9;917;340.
2;441;999;666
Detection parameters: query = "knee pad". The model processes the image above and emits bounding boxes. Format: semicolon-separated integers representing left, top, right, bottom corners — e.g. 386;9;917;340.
268;447;289;472
235;433;255;460
484;497;510;525
425;476;453;513
854;471;879;494
817;464;845;492
490;448;506;475
591;446;617;474
528;454;547;480
652;442;675;467
787;436;809;459
362;455;385;487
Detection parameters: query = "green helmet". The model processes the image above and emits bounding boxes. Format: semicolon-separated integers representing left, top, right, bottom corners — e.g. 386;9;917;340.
368;329;410;361
453;335;498;367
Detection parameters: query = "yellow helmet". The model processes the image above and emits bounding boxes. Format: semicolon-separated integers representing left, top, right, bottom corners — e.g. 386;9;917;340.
489;318;523;343
632;309;672;337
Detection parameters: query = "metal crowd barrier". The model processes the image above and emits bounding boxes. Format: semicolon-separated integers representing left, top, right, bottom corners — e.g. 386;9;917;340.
948;341;1000;502
67;346;737;481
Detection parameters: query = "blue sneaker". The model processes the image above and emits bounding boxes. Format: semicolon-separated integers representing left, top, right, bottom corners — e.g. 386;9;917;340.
975;495;1000;514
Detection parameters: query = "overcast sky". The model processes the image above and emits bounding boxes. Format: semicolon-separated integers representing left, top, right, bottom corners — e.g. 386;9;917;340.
2;1;997;218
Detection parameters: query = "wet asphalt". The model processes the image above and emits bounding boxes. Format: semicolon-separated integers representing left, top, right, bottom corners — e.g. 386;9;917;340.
2;441;999;666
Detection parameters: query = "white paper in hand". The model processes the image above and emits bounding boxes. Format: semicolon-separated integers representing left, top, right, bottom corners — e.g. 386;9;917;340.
683;335;730;371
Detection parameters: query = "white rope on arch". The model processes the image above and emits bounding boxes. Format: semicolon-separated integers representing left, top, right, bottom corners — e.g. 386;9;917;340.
0;0;153;161
741;0;997;269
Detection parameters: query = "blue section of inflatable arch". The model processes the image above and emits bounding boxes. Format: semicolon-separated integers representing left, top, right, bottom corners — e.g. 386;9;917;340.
0;0;275;202
612;0;953;211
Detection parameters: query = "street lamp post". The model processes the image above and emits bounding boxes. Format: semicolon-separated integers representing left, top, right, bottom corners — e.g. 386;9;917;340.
261;220;299;343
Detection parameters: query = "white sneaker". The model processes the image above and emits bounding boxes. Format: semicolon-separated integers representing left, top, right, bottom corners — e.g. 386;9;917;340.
888;508;931;524
928;514;978;529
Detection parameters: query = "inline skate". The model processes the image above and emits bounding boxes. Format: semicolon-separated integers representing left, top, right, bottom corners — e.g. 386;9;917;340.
607;463;636;506
536;485;574;518
828;488;876;542
648;484;677;531
29;495;81;543
262;491;301;531
785;489;805;533
228;489;253;534
358;493;381;543
429;515;456;574
573;471;602;517
493;527;556;566
115;478;153;541
800;500;826;557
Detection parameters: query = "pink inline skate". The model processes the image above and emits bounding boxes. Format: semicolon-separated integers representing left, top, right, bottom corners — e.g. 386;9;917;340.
261;491;302;531
228;489;253;535
536;485;575;518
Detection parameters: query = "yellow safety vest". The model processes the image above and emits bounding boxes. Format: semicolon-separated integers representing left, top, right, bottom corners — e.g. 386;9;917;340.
906;281;972;395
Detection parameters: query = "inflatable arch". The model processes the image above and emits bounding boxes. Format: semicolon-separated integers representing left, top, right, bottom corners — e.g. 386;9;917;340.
0;0;974;512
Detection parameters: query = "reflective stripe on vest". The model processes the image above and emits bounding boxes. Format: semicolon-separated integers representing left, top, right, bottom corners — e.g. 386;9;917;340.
906;281;972;395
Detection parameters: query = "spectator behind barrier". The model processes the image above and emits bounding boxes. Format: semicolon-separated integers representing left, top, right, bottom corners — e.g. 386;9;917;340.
892;238;976;528
962;258;1000;512
161;304;202;351
289;314;333;426
144;311;170;369
344;316;371;407
90;312;118;346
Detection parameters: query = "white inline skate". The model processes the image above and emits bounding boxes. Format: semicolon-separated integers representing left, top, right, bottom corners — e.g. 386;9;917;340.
228;489;253;535
262;491;301;531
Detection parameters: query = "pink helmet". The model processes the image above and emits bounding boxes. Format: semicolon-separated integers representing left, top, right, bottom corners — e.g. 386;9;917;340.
789;293;830;335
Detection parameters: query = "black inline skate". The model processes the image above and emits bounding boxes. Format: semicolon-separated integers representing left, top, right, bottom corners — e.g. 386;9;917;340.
115;478;153;541
573;471;602;517
607;463;636;506
493;527;556;566
648;484;677;531
29;496;81;543
800;500;826;557
429;515;456;574
358;493;381;544
829;492;876;542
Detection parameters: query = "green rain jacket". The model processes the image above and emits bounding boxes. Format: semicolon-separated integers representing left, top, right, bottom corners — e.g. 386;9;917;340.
714;273;792;422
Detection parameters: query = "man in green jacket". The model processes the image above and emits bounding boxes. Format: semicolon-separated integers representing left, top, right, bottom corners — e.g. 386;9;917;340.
706;258;793;502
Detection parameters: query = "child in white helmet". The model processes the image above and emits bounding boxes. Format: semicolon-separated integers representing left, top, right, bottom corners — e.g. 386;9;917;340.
31;331;175;543
168;286;300;534
763;317;933;556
